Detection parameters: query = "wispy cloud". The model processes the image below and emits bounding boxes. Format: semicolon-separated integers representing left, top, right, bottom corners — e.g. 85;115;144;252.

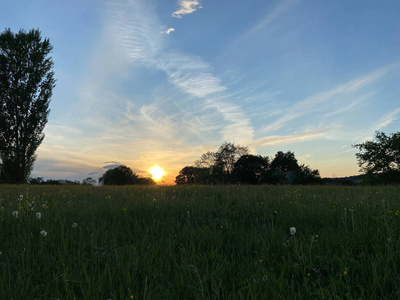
249;128;332;148
244;0;300;38
374;107;400;131
105;0;164;62
172;0;202;18
262;64;394;133
157;51;227;98
223;0;300;56
154;51;255;143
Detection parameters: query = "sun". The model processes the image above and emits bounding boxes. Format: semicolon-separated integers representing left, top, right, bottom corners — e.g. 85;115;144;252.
149;166;165;181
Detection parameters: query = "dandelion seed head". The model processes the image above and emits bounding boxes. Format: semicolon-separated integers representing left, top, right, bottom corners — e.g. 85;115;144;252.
12;211;18;218
35;212;42;219
72;223;78;228
290;227;296;235
40;230;47;237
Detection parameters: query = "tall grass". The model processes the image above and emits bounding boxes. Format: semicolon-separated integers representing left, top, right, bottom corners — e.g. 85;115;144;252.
0;185;399;299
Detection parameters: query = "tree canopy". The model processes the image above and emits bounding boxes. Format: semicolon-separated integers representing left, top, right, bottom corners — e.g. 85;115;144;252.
99;165;155;186
353;131;400;184
354;131;400;173
0;28;55;183
233;154;269;184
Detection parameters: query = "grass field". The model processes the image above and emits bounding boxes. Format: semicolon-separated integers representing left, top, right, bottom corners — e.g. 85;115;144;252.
0;184;399;299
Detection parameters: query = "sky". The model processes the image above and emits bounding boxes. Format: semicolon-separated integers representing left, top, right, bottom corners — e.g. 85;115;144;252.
1;0;400;184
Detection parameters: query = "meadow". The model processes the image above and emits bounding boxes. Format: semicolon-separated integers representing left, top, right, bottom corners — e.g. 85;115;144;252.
0;184;399;299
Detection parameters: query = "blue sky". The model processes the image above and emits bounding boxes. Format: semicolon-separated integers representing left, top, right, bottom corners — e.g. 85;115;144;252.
1;0;400;183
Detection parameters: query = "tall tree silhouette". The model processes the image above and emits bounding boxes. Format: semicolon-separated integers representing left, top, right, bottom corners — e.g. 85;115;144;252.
0;28;55;183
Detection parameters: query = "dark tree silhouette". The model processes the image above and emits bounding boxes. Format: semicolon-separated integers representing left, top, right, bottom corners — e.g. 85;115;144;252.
269;151;300;184
354;131;400;173
0;28;55;183
233;154;269;184
353;131;400;184
82;177;97;186
175;166;195;184
99;166;139;185
136;177;156;185
268;151;321;184
175;166;211;184
213;142;249;183
184;145;321;185
270;151;299;173
294;164;323;185
99;165;155;185
194;151;216;169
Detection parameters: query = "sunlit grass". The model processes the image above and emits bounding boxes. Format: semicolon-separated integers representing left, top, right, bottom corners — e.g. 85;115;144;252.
0;185;399;299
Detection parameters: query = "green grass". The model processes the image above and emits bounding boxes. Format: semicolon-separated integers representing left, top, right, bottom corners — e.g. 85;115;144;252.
0;184;399;299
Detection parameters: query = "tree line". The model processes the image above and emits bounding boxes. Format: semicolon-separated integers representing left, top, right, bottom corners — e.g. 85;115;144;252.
27;166;156;186
175;142;322;185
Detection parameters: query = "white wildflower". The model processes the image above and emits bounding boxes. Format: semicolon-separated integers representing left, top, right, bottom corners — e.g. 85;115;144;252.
35;212;42;219
290;227;296;235
40;230;47;237
12;211;19;218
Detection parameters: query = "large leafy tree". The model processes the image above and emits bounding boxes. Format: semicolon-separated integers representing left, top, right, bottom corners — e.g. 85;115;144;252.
270;151;299;173
213;142;249;183
232;154;269;184
99;166;139;185
194;151;216;169
99;165;155;185
0;28;55;183
354;131;400;173
294;164;322;185
269;151;321;184
175;166;195;184
353;131;400;184
175;166;211;184
192;143;249;183
269;151;300;184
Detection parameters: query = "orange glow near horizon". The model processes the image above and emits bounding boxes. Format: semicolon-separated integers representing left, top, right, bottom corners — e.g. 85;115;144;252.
149;166;166;181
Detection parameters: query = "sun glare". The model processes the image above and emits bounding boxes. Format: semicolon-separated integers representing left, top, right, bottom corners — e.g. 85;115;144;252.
149;166;165;181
